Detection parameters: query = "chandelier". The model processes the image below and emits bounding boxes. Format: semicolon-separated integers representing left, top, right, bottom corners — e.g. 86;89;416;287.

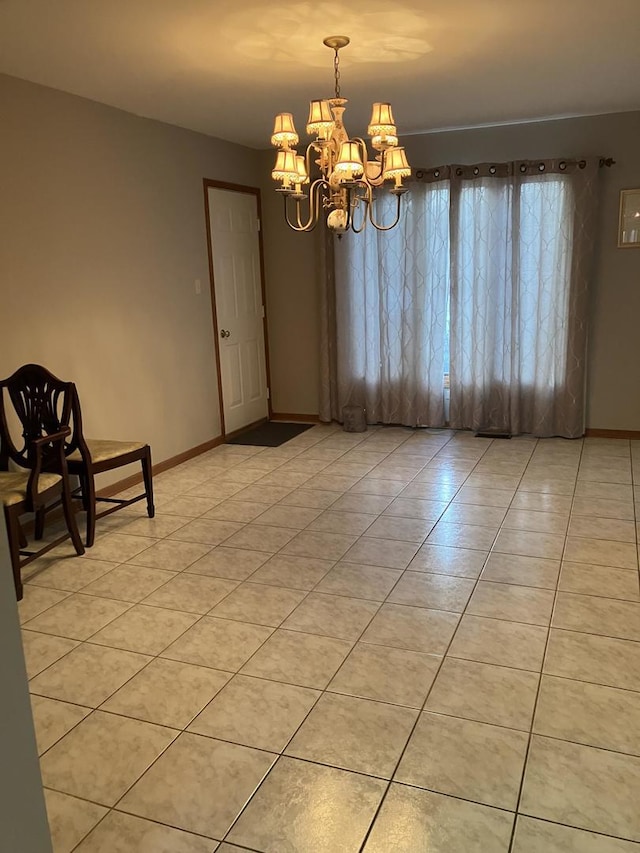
270;36;411;234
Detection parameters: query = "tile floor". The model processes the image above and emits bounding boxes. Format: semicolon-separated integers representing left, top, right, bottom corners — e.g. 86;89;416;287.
17;424;640;852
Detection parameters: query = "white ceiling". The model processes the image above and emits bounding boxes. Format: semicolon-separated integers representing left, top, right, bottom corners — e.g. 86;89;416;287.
1;0;639;149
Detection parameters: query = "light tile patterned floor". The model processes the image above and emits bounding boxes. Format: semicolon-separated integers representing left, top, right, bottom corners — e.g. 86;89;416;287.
17;425;640;852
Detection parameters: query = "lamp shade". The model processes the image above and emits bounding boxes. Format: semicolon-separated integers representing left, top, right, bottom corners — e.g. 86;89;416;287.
272;149;300;183
368;102;396;136
296;155;309;184
306;99;334;138
383;147;411;180
334;141;364;176
271;113;299;147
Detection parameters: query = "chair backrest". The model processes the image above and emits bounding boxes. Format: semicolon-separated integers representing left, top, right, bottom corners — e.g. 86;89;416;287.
0;364;77;472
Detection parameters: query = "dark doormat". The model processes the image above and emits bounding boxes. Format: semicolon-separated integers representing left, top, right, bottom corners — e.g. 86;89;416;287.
227;421;315;447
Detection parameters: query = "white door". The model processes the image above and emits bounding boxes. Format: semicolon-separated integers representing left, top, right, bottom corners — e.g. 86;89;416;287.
208;187;269;434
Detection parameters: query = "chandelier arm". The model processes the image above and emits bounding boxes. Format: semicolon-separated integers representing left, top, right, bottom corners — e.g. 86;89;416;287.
295;184;312;230
283;179;326;232
296;198;311;231
294;197;307;231
304;145;313;184
351;207;368;234
349;183;372;234
313;179;327;227
283;194;315;233
367;190;404;232
343;186;355;232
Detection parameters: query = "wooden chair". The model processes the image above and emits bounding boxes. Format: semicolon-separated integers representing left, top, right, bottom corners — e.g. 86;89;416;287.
17;364;155;547
0;368;85;600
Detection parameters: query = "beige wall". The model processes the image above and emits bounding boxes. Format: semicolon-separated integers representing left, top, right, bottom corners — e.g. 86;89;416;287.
260;111;640;430
0;73;260;472
259;148;321;415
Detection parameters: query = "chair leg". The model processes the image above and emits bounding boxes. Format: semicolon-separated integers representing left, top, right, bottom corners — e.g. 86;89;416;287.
142;447;155;519
18;522;28;549
84;471;97;548
78;473;91;512
59;487;85;558
5;508;24;601
34;506;46;540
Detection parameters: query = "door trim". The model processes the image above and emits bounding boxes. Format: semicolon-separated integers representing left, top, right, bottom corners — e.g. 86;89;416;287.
203;179;273;439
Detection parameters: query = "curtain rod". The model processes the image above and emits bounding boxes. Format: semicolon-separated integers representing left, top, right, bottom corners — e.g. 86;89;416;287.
414;157;616;182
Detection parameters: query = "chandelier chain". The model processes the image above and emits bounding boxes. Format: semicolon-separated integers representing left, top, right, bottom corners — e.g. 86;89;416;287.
333;49;340;99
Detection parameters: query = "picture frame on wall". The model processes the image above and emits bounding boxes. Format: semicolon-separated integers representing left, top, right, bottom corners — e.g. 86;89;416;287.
618;189;640;248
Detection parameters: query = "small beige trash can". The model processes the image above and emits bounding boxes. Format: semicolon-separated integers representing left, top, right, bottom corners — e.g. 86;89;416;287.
342;405;367;433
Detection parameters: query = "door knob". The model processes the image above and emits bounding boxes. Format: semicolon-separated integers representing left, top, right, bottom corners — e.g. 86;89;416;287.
220;329;230;338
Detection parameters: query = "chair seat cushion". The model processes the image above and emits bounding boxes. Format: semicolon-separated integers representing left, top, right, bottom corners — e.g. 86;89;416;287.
0;472;62;506
68;439;146;465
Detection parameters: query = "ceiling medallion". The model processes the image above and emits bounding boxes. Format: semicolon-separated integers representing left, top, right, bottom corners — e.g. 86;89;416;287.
270;36;411;234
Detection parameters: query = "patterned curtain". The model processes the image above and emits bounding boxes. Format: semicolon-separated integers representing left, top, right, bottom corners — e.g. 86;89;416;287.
324;182;450;426
320;158;600;438
447;160;599;437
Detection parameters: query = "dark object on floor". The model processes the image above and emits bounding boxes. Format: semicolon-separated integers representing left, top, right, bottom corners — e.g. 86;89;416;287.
342;405;367;433
475;428;512;439
228;421;315;447
1;367;85;600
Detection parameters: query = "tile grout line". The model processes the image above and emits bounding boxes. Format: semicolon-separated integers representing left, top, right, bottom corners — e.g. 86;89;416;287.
506;435;586;852
59;439;338;853
38;451;294;851
217;432;465;846
355;436;539;852
58;430;362;851
30;480;316;777
25;429;361;720
360;439;552;853
214;431;466;847
630;441;640;598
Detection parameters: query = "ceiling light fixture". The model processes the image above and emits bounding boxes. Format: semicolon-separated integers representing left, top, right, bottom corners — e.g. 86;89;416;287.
270;36;411;234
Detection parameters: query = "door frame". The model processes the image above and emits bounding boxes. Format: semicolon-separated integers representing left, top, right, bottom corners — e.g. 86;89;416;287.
203;178;273;439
